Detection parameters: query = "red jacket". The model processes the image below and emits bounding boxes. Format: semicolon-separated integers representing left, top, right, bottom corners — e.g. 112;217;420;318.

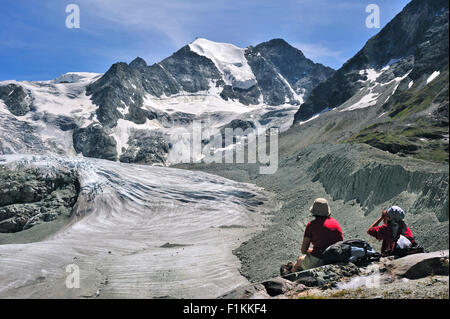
368;223;415;256
304;217;343;258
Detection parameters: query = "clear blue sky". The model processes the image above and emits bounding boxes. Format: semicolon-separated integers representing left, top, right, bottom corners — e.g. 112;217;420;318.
1;0;410;81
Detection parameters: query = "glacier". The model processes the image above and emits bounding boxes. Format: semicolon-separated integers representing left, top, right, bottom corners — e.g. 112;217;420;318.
0;154;276;298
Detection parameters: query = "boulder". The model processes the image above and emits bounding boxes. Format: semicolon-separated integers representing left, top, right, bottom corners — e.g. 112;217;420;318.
385;250;449;279
218;283;269;299
283;263;360;287
295;276;319;287
262;277;295;296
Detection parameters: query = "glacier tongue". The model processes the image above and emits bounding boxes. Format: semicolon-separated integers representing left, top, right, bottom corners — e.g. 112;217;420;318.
0;155;274;298
189;38;257;89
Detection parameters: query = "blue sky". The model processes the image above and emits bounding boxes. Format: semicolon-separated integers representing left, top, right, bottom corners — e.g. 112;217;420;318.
1;0;410;81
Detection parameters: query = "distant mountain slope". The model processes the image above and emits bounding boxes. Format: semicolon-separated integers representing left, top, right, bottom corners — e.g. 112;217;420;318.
292;0;449;163
294;0;448;123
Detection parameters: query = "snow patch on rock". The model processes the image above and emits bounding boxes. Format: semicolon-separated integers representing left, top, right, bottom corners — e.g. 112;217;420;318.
426;71;440;84
341;92;379;112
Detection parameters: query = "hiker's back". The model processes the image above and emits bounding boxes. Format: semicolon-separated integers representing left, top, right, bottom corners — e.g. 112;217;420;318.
305;216;343;257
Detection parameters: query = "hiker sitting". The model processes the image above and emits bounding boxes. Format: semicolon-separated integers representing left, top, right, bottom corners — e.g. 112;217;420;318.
367;205;416;257
291;198;344;272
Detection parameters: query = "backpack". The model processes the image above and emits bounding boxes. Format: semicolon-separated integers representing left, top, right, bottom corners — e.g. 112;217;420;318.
392;235;424;257
322;239;381;266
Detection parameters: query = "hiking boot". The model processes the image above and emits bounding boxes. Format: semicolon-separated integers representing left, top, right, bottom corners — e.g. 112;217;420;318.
280;262;294;276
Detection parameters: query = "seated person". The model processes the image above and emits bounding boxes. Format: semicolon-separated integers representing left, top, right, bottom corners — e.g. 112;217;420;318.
367;205;416;256
291;198;344;272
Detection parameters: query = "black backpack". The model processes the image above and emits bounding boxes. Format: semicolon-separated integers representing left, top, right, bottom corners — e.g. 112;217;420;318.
392;239;425;257
322;239;381;266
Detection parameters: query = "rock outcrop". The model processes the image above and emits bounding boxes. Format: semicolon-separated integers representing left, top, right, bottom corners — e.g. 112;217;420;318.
219;263;360;298
119;130;170;165
385;250;449;279
72;124;118;161
0;164;80;233
0;84;32;116
246;39;333;104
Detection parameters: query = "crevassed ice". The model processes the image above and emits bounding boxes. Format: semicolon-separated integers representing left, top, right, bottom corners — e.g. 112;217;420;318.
189;38;257;90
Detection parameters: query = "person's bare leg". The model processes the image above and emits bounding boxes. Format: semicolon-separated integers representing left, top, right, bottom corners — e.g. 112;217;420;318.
292;255;305;272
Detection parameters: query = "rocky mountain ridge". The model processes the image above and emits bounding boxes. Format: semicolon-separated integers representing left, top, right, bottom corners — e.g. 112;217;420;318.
0;38;334;164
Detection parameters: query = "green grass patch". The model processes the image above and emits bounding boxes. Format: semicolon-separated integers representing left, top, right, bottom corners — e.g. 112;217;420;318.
346;124;448;163
388;65;449;120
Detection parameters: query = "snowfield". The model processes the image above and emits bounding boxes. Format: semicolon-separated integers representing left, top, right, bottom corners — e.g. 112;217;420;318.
189;38;257;90
0;72;101;119
340;67;412;113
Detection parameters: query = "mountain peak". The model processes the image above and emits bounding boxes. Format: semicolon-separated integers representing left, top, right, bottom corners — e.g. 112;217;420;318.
129;57;148;69
253;38;307;60
265;38;290;46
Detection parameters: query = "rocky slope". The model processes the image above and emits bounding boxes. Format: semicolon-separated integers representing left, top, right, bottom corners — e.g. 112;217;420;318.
293;0;449;163
0;38;333;165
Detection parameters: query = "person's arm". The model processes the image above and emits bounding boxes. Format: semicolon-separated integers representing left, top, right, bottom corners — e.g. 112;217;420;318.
368;216;383;231
301;236;311;255
367;210;387;240
368;210;387;232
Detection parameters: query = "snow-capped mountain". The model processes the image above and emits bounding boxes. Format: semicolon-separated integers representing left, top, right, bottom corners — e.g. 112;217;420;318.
0;38;333;164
